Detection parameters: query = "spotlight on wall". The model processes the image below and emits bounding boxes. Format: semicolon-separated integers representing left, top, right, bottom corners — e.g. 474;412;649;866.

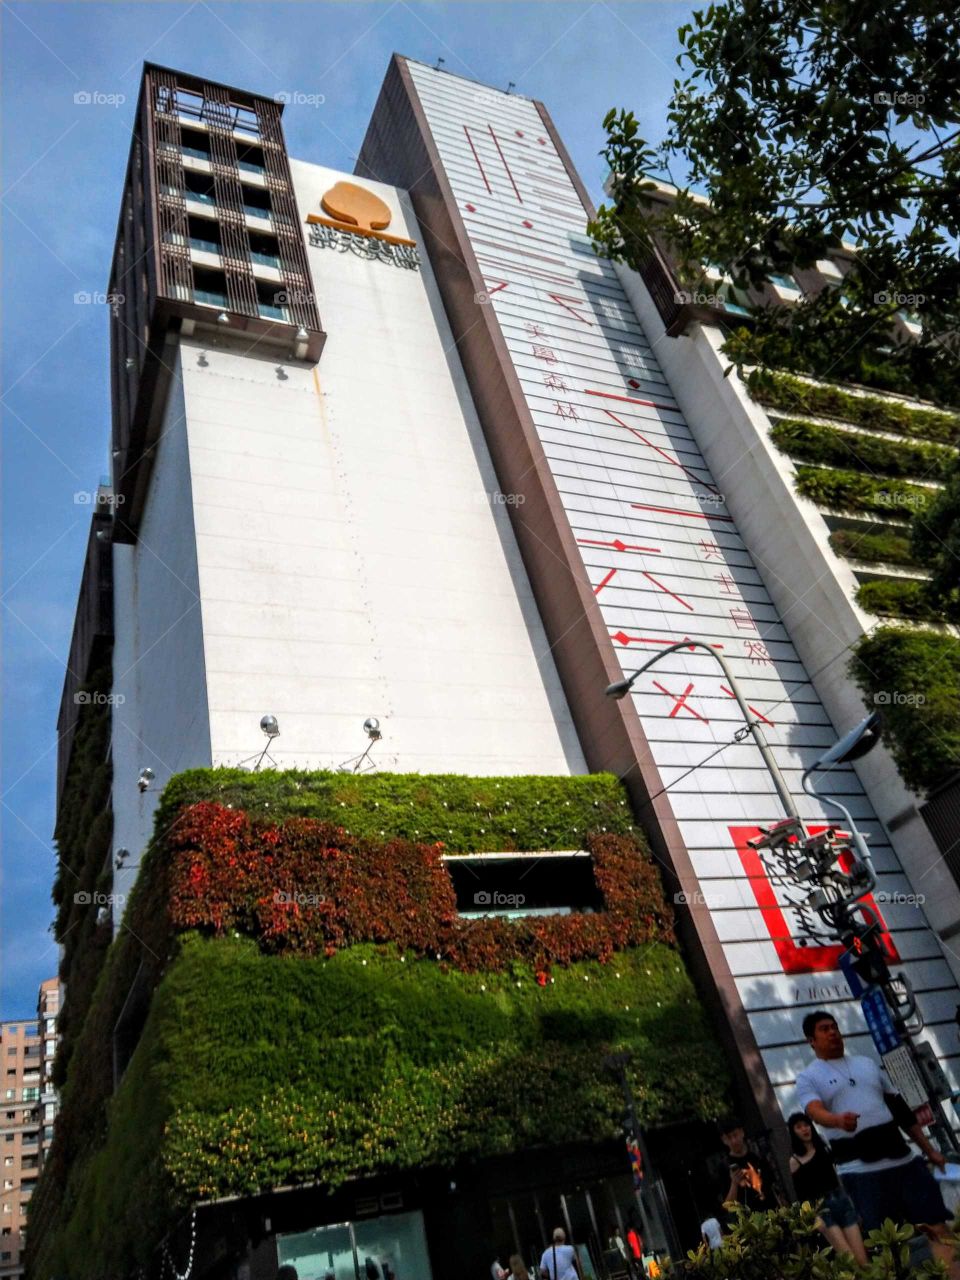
363;717;382;741
236;716;281;772
294;326;309;360
125;357;136;370
137;767;155;793
115;848;130;870
337;717;384;773
217;312;230;326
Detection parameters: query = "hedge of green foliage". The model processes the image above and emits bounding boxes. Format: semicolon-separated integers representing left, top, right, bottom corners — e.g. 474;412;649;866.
30;769;728;1280
155;767;637;852
794;465;935;519
770;418;956;482
49;653;114;1086
749;371;960;446
851;628;960;793
828;527;918;567
855;578;944;622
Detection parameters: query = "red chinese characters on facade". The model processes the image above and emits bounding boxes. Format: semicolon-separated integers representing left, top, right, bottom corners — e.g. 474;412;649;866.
698;540;723;561
532;345;558;364
715;572;739;596
543;372;569;391
729;608;758;632
745;640;774;665
554;401;579;419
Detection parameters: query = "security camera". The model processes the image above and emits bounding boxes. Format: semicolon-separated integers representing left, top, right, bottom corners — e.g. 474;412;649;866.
260;715;280;739
137;767;155;792
363;717;382;741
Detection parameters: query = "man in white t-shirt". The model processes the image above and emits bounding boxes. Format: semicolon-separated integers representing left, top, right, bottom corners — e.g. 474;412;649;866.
539;1228;583;1280
795;1010;953;1270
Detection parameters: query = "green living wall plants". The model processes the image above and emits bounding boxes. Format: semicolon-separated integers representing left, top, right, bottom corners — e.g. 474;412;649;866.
49;653;114;1085
828;527;917;568
855;579;945;623
793;465;934;520
851;627;960;793
29;769;729;1280
750;371;960;446
770;418;956;482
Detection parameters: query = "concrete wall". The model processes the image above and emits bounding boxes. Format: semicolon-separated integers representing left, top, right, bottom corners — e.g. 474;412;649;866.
111;364;212;911
172;160;585;777
613;264;960;975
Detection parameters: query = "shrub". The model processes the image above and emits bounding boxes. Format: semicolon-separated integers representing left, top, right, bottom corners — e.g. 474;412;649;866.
850;628;960;793
856;579;945;622
829;528;918;567
794;465;935;519
771;418;956;481
750;370;960;446
673;1203;948;1279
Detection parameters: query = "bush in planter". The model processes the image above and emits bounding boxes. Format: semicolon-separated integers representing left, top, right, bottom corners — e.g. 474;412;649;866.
671;1203;948;1279
829;528;918;568
771;419;957;482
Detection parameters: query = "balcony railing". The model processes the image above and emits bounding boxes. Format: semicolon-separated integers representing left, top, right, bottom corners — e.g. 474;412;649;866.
238;159;265;175
194;289;228;308
258;301;289;321
250;250;281;269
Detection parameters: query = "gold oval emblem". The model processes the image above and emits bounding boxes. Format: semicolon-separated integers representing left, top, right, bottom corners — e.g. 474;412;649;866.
320;181;392;233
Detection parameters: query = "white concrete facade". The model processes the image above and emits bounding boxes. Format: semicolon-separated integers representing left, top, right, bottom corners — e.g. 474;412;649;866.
111;160;587;872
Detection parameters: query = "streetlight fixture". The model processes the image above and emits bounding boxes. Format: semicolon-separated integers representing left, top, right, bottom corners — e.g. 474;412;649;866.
801;711;882;897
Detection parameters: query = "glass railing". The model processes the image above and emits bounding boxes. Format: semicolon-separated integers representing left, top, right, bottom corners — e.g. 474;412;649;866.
189;237;222;256
180;145;211;162
195;289;228;308
250;250;281;268
238;159;265;174
184;190;216;206
258;302;288;321
243;203;271;221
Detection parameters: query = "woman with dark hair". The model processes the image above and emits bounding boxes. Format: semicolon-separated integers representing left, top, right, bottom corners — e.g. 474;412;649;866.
788;1112;868;1265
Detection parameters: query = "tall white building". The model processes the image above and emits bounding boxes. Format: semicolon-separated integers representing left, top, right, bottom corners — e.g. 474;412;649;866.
58;59;960;1157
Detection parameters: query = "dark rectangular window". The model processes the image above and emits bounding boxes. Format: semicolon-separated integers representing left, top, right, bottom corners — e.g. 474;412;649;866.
444;853;602;918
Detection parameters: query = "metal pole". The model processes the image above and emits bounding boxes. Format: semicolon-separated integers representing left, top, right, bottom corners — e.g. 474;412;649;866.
610;641;799;820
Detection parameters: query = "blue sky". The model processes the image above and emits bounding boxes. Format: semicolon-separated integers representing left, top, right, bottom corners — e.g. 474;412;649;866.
1;0;698;1019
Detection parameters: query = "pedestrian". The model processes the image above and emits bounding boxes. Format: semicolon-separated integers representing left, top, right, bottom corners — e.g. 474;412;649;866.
795;1010;955;1273
625;1209;644;1268
539;1227;583;1280
275;1268;298;1280
716;1116;780;1214
491;1253;508;1280
788;1110;867;1264
508;1253;532;1280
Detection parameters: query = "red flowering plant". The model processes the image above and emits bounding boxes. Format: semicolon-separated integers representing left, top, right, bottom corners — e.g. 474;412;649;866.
163;802;674;973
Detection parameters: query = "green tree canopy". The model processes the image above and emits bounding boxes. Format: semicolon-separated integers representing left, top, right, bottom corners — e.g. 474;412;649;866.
590;0;960;404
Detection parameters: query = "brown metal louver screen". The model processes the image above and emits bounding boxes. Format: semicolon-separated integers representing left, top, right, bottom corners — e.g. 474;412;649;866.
257;98;322;332
205;85;259;319
151;70;193;303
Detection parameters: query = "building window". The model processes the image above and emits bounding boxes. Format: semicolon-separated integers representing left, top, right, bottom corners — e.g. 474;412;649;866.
2;1093;11;1101
1;1205;10;1215
21;1089;38;1102
443;852;602;918
2;1182;11;1191
5;1049;15;1058
3;1158;12;1167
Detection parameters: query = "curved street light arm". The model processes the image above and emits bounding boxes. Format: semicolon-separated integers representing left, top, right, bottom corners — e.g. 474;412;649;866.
610;640;799;820
801;767;878;899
